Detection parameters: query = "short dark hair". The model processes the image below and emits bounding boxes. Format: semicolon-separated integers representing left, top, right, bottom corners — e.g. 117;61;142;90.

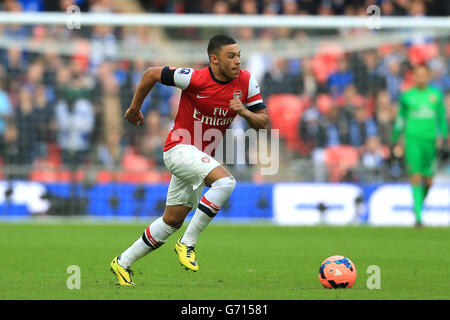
207;35;236;58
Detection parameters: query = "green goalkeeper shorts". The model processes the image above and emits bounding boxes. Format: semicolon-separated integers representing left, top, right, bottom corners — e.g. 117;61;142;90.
404;136;437;177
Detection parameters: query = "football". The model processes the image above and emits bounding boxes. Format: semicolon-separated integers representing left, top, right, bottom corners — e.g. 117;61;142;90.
318;255;357;289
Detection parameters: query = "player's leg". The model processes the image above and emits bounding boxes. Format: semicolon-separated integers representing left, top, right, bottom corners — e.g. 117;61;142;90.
118;174;195;265
176;165;236;272
410;174;424;226
419;140;438;226
405;137;425;226
422;140;438;202
180;165;236;248
111;175;194;285
111;205;189;286
117;204;191;267
172;148;236;271
420;174;433;227
111;207;185;285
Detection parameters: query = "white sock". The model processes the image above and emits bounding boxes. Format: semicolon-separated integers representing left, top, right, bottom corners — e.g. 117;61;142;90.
181;176;236;247
119;217;178;268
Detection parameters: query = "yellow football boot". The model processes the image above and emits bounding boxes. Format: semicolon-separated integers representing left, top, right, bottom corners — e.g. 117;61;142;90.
110;256;135;286
174;238;199;272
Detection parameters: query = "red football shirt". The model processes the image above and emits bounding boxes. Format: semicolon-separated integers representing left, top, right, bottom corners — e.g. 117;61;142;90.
162;66;264;156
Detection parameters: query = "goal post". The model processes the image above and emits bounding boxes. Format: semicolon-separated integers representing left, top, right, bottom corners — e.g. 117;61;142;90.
0;12;449;29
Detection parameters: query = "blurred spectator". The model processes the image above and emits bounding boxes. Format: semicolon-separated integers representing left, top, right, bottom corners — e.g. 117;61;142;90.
309;102;344;181
0;69;13;157
298;0;320;14
2;0;24;13
374;90;396;147
348;104;378;148
0;0;448;184
429;58;450;92
18;0;43;11
42;50;63;91
5;47;27;84
299;99;322;151
262;1;279;15
241;0;258;14
2;121;19;169
393;0;409;15
333;85;358;143
318;103;343;148
351;50;386;97
408;0;426;16
212;0;229;14
329;0;347;15
333;84;377;147
317;1;334;16
282;0;298;15
261;58;303;99
33;84;55;160
15;88;37;165
96;64;123;167
45;0;87;12
89;0;116;13
299;58;318;98
327;57;354;97
24;58;45;93
90;25;118;70
361;136;388;181
55;83;94;168
140;110;166;167
380;0;395;16
4;0;448;16
381;55;403;101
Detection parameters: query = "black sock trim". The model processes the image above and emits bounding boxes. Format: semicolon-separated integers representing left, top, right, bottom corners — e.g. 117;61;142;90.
198;203;216;218
141;232;157;249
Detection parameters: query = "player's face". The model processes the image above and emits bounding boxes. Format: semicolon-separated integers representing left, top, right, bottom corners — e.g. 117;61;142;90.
414;66;429;88
218;44;241;79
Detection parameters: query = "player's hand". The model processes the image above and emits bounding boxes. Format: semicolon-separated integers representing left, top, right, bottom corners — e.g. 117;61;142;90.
392;144;404;158
229;98;246;116
436;137;444;149
124;107;144;126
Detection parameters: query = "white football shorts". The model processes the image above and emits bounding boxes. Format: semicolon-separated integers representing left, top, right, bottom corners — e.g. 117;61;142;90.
163;144;221;209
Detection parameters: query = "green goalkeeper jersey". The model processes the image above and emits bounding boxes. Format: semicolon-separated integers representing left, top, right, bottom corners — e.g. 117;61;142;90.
392;86;448;143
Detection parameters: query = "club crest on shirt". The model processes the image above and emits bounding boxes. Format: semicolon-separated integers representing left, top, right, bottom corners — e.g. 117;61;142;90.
201;156;210;163
233;90;243;100
429;94;437;103
179;68;191;74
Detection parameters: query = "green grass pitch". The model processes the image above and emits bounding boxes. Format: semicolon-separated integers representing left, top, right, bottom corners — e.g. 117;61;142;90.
0;222;449;300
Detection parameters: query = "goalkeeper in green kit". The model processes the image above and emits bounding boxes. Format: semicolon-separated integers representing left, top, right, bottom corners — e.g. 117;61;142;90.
392;64;448;227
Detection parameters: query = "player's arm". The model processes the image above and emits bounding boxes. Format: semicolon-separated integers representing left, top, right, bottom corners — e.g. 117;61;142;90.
391;93;407;145
124;66;194;125
229;74;268;130
229;99;269;130
124;66;163;126
436;91;448;147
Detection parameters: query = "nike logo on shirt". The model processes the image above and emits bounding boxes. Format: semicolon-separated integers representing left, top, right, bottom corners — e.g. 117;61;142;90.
197;94;210;99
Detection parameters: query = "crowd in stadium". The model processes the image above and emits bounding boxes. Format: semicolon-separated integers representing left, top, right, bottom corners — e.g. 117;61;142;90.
0;0;449;183
2;0;449;16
